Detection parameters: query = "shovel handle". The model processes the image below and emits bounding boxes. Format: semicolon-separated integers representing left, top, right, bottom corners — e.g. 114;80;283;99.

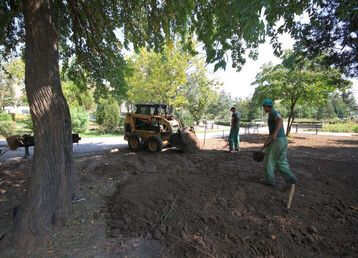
287;184;296;209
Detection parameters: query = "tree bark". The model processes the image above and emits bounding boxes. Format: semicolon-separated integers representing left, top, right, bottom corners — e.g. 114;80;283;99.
286;106;296;136
14;0;73;253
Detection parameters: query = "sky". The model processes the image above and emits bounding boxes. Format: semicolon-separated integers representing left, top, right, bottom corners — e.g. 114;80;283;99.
207;34;358;101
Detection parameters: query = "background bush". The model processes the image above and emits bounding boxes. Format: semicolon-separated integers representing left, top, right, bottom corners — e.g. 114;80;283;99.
0;112;12;121
322;121;358;133
95;99;121;133
22;117;33;132
0;121;16;137
70;107;89;133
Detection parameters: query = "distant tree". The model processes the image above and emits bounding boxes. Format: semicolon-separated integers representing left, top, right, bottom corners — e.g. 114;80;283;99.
0;58;25;108
70;107;89;133
0;73;15;109
206;91;233;121
126;45;189;107
62;80;94;111
184;59;219;124
96;98;121;133
253;52;351;135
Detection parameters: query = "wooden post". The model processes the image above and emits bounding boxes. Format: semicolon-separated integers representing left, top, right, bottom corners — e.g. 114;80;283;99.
287;184;296;209
24;146;30;158
203;124;207;146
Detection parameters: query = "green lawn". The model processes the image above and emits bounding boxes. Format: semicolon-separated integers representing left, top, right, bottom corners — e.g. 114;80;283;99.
322;121;358;133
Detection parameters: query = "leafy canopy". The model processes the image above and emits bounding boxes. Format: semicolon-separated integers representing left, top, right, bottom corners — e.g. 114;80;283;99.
126;44;190;107
252;51;351;134
184;58;219;123
292;0;358;77
252;51;351;109
1;0;312;92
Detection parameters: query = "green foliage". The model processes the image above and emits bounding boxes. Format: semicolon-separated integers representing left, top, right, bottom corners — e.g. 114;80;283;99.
322;122;358;133
1;0;315;88
0;120;15;137
232;98;262;121
175;109;195;127
0;112;12;121
23;117;33;132
206;91;233;121
292;0;358;77
252;51;351;135
70;107;89;133
126;45;189;107
96;98;121;133
184;58;219;124
62;80;95;111
0;58;26;108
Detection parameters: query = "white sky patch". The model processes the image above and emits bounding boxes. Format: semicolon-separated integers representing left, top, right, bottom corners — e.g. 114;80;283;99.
207;33;294;99
207;33;358;101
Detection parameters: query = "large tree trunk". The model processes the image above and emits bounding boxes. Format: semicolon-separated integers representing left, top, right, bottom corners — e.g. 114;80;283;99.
14;0;73;253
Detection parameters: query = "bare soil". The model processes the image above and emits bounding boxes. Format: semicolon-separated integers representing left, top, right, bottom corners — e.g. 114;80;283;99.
0;134;357;257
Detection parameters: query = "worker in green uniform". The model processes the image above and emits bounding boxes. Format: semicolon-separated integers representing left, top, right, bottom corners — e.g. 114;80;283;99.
229;107;241;152
262;99;297;187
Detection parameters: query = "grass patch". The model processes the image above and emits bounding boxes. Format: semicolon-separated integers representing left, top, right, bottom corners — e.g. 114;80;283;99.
322;122;358;133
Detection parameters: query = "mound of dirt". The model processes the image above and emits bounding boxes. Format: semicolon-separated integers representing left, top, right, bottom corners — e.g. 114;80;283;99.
1;135;357;257
179;129;200;153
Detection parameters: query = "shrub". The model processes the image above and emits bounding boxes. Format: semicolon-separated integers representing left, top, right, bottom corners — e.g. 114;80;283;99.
322;122;358;133
0;112;12;121
0;121;16;138
215;121;230;126
71;107;89;133
96;99;121;133
353;126;358;134
23;118;34;131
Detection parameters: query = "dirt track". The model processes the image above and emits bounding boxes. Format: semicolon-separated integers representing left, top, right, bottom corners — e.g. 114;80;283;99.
0;134;357;257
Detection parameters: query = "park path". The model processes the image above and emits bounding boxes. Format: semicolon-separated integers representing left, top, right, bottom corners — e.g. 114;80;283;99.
1;126;356;162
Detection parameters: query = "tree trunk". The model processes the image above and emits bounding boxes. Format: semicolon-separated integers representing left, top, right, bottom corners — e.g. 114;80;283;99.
286;107;295;136
14;0;73;253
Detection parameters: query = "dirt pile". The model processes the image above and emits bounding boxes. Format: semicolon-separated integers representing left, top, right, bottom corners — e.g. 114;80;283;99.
179;129;200;153
0;135;357;257
104;140;358;257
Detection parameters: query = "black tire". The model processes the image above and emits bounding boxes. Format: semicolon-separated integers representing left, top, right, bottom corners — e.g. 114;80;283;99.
169;133;181;147
128;135;140;152
147;136;163;152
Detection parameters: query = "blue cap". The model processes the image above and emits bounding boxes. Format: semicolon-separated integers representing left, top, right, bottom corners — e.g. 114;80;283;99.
262;98;273;107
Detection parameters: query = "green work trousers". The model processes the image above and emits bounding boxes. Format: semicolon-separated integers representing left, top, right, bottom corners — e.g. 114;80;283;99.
229;127;240;151
264;137;297;185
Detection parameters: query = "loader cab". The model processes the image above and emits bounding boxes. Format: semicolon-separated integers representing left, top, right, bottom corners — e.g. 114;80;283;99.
135;104;170;116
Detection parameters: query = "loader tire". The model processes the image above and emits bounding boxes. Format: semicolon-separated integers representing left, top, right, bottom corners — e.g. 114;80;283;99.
147;136;163;152
128;135;140;152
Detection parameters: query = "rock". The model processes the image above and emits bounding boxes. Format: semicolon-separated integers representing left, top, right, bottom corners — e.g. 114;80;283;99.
232;210;242;217
307;226;318;234
160;224;167;233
